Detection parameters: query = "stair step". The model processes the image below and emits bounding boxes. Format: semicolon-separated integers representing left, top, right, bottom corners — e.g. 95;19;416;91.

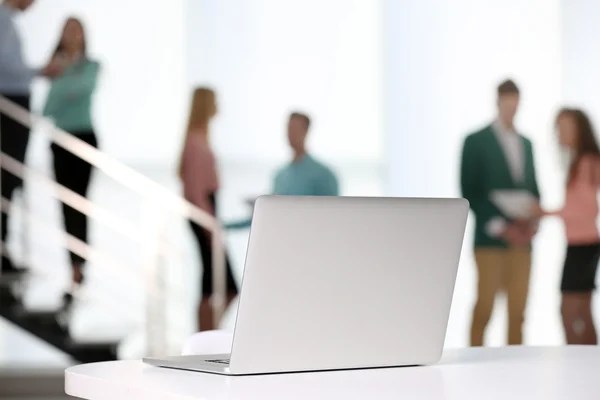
66;340;119;363
0;274;25;287
0;285;20;305
0;286;120;363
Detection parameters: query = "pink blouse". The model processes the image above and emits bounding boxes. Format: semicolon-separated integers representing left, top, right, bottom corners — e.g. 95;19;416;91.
553;155;600;245
180;131;219;215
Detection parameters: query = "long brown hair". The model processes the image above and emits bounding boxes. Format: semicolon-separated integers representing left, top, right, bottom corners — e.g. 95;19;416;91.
178;88;217;178
53;17;87;58
556;108;600;184
186;88;216;132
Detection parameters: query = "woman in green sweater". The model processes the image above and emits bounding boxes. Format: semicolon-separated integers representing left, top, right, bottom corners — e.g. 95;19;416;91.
43;17;100;306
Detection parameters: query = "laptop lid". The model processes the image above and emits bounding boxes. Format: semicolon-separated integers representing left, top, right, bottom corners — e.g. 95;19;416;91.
229;196;468;375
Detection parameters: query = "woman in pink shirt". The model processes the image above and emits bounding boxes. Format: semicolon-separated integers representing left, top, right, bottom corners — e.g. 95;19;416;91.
178;87;238;331
534;108;600;344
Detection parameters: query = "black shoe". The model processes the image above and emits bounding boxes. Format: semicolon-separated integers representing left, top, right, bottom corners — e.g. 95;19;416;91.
57;292;76;328
1;256;28;279
61;271;85;310
62;292;74;308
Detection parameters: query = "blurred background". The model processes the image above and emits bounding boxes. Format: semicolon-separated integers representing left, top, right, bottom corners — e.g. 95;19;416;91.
1;0;599;397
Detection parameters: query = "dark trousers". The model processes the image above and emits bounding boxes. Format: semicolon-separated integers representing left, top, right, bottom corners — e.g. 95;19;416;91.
189;194;238;297
0;94;30;248
51;132;98;265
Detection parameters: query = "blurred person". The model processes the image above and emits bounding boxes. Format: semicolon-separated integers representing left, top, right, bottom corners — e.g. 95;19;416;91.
178;87;238;331
226;111;339;230
0;0;62;277
460;79;541;346
532;108;600;345
42;17;100;306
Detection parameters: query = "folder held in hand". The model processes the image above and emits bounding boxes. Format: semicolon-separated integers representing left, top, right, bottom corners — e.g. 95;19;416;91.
490;190;537;219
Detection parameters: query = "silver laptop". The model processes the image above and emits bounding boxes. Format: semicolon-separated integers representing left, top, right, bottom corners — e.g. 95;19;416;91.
144;196;469;375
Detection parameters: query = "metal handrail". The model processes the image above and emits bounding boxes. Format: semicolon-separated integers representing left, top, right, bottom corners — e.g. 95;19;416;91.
0;96;228;355
0;160;189;304
1;153;141;246
1;196;128;280
1;195;189;343
0;97;219;230
0;152;187;260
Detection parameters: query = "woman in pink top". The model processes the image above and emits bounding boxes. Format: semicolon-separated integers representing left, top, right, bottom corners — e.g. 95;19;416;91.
534;108;600;344
178;88;238;331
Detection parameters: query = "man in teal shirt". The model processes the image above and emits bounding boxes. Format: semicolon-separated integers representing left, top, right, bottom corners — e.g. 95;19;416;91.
226;112;339;230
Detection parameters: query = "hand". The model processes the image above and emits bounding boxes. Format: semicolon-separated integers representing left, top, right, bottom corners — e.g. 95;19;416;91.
41;60;63;78
530;202;546;219
502;222;535;247
501;224;524;246
521;222;538;241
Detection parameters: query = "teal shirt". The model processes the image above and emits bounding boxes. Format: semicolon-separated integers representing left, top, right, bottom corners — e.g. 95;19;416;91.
226;155;339;229
272;154;339;196
43;58;100;132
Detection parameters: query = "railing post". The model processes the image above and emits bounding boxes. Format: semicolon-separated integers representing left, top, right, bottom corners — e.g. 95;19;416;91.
141;200;167;357
211;222;227;328
0;110;2;259
20;188;30;269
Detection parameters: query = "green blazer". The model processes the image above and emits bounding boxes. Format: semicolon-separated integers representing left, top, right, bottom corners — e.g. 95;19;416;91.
460;124;540;248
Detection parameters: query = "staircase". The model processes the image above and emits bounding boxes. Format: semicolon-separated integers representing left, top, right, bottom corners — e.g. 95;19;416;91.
0;96;228;364
0;280;118;363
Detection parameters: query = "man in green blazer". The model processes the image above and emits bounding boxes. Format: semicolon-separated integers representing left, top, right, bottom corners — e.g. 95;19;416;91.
460;79;540;346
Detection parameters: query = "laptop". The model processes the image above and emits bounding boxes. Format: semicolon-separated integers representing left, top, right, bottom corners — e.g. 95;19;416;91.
144;196;469;375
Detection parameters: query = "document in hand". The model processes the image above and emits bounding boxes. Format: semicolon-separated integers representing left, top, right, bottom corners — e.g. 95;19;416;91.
490;190;537;219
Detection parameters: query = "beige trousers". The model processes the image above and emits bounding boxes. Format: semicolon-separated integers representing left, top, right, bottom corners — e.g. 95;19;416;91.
470;248;532;346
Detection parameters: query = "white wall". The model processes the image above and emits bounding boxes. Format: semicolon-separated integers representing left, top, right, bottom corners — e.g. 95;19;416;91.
384;0;563;201
13;0;187;167
185;0;383;165
561;0;600;114
13;0;383;169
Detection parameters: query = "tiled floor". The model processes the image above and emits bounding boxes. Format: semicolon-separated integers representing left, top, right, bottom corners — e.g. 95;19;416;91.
0;159;596;367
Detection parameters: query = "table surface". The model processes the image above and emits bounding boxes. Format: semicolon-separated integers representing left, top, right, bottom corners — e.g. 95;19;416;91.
65;346;600;400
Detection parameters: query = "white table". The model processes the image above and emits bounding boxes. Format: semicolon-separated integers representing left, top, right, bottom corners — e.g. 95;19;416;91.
65;346;600;400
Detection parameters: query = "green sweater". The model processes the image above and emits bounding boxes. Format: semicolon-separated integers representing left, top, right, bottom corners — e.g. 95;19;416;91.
43;58;100;132
460;124;540;248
